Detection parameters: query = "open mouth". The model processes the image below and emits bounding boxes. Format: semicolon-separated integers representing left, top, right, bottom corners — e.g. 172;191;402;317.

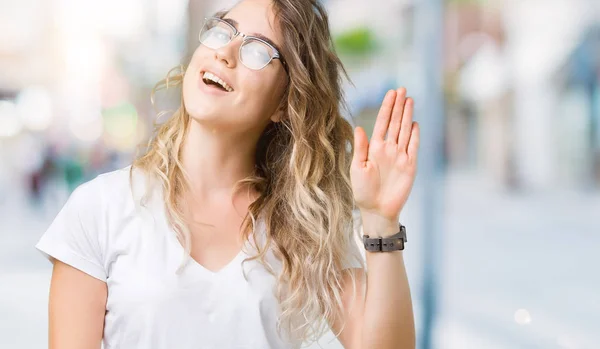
201;71;233;92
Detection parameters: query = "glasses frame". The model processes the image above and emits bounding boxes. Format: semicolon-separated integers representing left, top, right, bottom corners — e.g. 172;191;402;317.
199;17;287;72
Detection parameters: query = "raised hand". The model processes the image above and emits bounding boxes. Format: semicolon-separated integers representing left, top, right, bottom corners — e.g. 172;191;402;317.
350;88;420;227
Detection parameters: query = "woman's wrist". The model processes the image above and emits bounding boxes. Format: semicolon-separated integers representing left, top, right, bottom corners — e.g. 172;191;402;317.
360;211;400;238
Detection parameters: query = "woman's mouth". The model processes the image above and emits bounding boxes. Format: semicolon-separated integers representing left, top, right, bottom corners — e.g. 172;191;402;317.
199;71;234;93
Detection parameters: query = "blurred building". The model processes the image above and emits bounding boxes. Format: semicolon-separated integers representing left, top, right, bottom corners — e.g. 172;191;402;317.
444;0;600;191
0;0;189;195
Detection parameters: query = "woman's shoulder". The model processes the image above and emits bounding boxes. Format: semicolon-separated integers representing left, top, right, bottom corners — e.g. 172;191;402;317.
73;165;153;206
77;165;131;196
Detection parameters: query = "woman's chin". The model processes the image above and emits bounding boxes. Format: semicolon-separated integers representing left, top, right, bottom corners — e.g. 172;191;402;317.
184;98;216;119
186;107;234;131
187;109;217;123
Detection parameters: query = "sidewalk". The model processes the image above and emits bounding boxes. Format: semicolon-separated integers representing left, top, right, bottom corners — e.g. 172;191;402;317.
435;172;600;349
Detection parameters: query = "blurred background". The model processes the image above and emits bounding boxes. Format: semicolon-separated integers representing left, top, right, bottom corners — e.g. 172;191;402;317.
1;0;599;348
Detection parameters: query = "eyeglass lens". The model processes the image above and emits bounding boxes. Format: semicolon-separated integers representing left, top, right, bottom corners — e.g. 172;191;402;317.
199;18;275;70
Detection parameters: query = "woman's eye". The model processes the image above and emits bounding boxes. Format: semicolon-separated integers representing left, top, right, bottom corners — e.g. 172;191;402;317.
208;28;229;41
247;45;269;59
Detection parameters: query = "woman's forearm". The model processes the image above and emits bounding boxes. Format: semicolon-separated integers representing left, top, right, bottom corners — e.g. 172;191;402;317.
360;216;416;349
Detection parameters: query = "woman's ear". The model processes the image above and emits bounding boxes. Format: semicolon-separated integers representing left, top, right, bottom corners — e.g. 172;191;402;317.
270;99;286;123
270;109;283;123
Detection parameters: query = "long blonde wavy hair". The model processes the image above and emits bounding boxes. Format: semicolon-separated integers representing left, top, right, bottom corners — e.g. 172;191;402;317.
132;0;364;344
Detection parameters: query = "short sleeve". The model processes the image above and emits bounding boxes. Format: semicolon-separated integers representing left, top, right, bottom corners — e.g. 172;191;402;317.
35;180;107;282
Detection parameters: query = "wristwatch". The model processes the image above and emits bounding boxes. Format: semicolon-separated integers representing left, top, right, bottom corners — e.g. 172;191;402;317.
362;223;407;252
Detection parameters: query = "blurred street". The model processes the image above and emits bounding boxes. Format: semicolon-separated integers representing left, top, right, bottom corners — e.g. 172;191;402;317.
2;170;598;349
436;172;600;349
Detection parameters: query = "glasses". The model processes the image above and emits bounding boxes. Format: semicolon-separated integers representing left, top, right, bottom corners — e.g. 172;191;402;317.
199;17;286;71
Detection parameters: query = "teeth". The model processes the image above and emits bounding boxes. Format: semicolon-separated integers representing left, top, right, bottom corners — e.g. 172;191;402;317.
202;71;233;92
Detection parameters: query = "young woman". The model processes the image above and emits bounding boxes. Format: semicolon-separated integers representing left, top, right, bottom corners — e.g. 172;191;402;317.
35;0;419;348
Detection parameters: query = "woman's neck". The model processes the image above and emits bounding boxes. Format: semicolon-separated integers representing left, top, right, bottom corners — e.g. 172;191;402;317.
180;119;258;200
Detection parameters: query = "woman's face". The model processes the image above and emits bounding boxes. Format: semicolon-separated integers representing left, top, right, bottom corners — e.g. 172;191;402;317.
182;0;288;132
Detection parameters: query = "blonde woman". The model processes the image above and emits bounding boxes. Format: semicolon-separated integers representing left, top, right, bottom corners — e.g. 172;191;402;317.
35;0;419;348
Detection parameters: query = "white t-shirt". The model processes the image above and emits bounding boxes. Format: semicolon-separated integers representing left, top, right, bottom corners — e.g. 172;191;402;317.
35;166;362;349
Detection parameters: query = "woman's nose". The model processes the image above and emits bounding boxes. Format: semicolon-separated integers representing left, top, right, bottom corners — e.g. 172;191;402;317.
214;38;240;68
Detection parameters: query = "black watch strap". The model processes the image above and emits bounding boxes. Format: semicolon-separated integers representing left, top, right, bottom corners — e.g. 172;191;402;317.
362;223;407;252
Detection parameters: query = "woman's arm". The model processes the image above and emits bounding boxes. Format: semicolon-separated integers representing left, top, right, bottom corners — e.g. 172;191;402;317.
330;268;366;348
332;233;415;349
47;260;107;349
358;219;415;348
336;87;419;348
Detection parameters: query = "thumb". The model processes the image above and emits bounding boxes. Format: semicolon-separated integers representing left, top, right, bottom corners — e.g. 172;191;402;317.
353;126;369;165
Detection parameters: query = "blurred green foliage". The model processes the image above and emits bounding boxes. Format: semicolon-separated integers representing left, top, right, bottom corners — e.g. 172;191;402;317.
333;27;377;56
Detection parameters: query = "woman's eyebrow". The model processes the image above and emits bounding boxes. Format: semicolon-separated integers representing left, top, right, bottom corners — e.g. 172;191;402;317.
222;17;283;53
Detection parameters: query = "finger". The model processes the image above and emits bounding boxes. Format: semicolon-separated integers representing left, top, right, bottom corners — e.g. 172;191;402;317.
352;126;369;165
397;97;414;151
371;90;397;141
407;122;420;160
386;88;407;143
